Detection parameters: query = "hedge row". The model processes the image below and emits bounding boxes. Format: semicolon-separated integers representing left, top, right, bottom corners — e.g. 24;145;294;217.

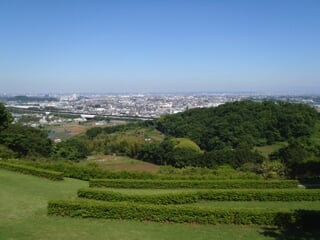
78;188;320;204
5;160;261;181
48;199;295;225
12;160;155;181
0;161;64;181
89;179;299;189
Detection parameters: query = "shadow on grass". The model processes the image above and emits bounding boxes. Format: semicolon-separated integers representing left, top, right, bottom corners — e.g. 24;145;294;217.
261;210;320;240
262;226;320;240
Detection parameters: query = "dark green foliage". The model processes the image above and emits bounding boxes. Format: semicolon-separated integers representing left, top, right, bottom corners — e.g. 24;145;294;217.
85;127;103;139
138;138;204;167
0;144;17;158
103;123;139;134
270;139;320;178
52;138;89;160
48;199;295;225
201;145;264;168
0;103;13;132
0;161;63;180
0;124;52;157
89;179;299;189
157;101;318;151
289;161;320;179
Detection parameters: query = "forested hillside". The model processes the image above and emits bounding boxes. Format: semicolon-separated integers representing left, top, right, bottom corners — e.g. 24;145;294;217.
156;100;319;150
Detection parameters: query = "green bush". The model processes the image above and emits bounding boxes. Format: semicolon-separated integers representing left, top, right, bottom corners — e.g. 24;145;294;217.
89;179;299;189
48;199;295;225
78;188;320;204
0;161;64;181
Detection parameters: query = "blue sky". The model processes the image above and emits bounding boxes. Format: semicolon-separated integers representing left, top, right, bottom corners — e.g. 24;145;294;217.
0;0;319;94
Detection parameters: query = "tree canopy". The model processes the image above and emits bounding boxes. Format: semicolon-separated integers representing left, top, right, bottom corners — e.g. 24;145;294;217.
156;100;319;150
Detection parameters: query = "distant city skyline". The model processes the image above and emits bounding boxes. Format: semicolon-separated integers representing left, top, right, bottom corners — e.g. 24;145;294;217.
1;0;320;94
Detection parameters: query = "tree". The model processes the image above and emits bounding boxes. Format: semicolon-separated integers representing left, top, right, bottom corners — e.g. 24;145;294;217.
53;138;89;160
0;124;52;157
0;103;12;132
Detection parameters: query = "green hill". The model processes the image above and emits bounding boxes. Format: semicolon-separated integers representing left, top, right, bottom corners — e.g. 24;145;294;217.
156;100;319;151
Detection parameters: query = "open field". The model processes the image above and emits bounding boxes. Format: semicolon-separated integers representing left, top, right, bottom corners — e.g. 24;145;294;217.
0;169;298;240
45;122;94;139
86;155;160;172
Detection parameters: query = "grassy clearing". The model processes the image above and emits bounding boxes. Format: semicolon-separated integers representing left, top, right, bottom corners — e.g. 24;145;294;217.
254;142;288;159
0;169;286;240
86;155;160;172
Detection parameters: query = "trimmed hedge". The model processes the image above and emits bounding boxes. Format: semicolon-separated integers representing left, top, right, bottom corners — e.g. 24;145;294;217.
89;179;299;189
6;160;156;181
78;188;320;204
5;160;262;181
48;199;294;225
0;161;64;181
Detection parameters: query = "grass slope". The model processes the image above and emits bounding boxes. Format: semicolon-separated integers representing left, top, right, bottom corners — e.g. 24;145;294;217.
0;169;282;240
86;155;160;172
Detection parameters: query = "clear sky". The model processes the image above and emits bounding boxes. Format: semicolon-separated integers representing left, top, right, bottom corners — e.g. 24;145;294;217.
0;0;319;94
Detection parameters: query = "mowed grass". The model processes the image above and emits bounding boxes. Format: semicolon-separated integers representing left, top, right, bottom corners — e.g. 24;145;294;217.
0;169;282;240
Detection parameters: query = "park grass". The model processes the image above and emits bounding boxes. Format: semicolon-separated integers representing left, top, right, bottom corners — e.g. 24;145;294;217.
0;168;287;240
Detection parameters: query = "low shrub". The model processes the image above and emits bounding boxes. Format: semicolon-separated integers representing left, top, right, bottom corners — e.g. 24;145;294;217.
48;199;294;225
89;179;299;189
0;161;63;181
78;188;320;204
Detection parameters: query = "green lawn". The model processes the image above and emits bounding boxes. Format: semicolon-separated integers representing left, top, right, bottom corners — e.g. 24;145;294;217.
1;169;319;240
0;169;273;240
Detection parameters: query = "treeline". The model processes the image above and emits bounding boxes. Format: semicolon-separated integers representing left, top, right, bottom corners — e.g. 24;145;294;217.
0;95;58;102
83;100;320;178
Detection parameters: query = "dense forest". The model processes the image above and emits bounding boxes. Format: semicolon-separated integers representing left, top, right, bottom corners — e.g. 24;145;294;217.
157;100;318;149
1;100;320;179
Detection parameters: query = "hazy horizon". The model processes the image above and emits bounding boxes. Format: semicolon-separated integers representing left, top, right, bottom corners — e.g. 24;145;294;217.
1;0;320;94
